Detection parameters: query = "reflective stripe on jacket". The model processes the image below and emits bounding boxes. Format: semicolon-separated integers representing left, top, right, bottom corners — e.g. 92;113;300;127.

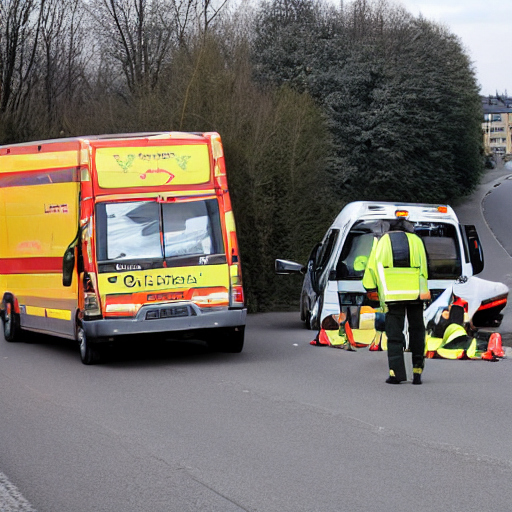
362;231;429;304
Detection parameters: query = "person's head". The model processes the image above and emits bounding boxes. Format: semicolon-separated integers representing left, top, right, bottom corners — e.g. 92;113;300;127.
388;218;415;233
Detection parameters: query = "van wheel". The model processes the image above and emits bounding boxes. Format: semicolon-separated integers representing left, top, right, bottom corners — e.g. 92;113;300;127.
208;326;245;353
3;298;20;342
305;311;312;330
77;325;100;365
310;296;323;331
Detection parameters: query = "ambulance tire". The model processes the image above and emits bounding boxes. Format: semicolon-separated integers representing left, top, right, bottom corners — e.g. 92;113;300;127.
3;297;20;342
208;326;244;353
77;325;101;365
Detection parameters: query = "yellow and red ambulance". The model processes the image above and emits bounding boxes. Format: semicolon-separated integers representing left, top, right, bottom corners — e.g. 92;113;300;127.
0;132;246;363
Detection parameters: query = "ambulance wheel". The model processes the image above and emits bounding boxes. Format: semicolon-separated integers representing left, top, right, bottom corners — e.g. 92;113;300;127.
3;297;20;342
225;326;245;353
77;325;100;365
208;326;244;353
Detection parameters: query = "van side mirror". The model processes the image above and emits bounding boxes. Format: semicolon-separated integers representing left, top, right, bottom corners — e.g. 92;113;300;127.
62;246;76;286
464;225;484;275
275;259;306;275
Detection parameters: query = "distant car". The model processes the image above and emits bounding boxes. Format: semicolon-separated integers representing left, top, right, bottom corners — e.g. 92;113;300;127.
485;155;497;169
276;201;508;333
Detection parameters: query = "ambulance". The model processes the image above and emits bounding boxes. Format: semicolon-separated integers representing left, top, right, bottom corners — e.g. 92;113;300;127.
0;132;246;363
276;201;508;340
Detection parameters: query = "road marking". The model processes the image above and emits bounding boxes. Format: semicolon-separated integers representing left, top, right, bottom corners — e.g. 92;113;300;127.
0;472;37;511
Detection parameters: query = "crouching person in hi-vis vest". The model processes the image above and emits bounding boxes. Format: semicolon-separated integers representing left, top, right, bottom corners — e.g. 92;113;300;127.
363;219;430;385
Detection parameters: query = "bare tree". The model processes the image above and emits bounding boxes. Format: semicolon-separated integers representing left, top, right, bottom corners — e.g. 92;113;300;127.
89;0;182;94
0;0;41;116
38;0;88;127
170;0;195;47
198;0;228;36
0;0;90;140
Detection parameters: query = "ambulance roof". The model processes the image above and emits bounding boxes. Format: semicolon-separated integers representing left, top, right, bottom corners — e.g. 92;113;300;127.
0;132;206;150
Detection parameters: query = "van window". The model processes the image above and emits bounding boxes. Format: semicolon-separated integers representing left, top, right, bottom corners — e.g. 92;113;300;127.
415;223;462;279
102;201;162;261
96;199;224;266
316;229;339;271
162;200;224;258
336;229;376;280
335;220;462;280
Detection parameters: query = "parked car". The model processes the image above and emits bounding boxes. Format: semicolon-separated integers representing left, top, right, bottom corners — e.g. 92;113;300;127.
276;201;508;335
485;154;497;169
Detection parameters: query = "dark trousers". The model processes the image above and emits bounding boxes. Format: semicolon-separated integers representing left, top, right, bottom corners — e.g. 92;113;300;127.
385;301;425;381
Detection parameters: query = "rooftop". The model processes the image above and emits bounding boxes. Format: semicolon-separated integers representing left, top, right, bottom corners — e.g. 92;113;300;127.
482;95;512;114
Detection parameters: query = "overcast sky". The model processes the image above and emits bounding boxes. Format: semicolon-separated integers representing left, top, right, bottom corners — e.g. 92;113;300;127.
397;0;512;96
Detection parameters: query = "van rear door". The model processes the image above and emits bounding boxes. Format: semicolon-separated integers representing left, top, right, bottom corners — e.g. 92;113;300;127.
95;196;231;312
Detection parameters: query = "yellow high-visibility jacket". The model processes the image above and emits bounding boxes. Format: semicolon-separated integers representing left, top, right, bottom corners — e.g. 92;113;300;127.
362;231;429;305
436;323;477;359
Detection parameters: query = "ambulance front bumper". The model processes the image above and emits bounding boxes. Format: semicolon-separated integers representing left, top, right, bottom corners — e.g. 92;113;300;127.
83;302;247;340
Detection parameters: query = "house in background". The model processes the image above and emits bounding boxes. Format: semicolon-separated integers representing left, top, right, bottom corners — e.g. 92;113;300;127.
482;94;512;159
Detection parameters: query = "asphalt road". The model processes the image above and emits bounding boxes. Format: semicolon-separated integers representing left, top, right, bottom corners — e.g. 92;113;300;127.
482;175;512;257
454;161;512;337
1;316;512;512
1;164;512;512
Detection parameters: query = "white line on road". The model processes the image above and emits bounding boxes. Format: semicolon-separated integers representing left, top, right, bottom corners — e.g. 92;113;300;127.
0;472;37;512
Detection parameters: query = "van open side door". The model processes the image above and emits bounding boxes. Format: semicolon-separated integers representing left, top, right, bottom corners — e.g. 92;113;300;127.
464;225;484;275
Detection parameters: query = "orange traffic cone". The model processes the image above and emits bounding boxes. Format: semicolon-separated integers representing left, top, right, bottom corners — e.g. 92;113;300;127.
488;332;505;358
481;349;497;361
310;329;330;346
344;320;356;347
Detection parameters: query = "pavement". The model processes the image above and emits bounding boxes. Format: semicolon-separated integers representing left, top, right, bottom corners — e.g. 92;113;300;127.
0;472;37;512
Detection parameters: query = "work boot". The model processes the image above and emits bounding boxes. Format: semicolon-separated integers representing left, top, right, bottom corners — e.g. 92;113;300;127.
412;368;422;385
386;370;402;384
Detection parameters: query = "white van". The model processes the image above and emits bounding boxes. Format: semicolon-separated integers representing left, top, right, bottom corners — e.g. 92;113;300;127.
276;201;508;334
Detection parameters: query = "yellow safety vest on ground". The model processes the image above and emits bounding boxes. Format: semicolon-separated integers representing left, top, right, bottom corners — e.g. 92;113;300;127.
363;231;429;306
433;323;478;359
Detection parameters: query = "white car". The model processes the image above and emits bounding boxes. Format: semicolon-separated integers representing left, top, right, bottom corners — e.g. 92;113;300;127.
276;201;508;333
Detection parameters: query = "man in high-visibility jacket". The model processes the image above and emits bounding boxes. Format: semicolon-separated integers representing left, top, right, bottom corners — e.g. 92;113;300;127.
363;220;430;384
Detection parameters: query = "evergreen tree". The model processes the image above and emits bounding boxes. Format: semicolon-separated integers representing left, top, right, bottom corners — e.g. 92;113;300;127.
252;0;484;204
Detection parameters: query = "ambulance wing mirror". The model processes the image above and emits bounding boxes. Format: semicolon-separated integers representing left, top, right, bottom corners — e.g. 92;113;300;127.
275;259;306;275
464;225;484;275
62;246;76;287
62;228;81;287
